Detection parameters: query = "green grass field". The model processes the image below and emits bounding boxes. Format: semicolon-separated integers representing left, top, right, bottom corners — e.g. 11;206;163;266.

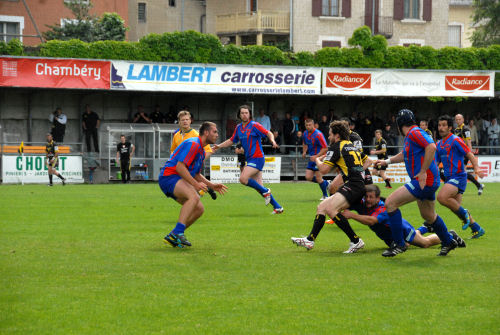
1;182;499;334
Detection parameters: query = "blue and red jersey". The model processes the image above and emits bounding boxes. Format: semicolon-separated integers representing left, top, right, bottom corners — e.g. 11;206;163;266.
436;133;470;179
230;121;269;160
351;199;392;243
160;137;205;177
303;129;328;156
403;125;439;187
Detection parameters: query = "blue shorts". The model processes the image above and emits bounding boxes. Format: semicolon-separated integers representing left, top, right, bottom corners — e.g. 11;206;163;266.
404;179;438;201
445;175;467;194
306;161;318;171
159;174;181;200
246;157;265;171
402;218;416;243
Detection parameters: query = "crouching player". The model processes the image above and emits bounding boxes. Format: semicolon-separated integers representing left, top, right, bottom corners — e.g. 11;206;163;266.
420;115;485;239
291;121;366;252
159;122;228;248
342;184;466;250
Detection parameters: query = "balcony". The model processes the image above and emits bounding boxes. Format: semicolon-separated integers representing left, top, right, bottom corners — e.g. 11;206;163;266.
216;11;289;36
450;0;473;6
364;15;393;39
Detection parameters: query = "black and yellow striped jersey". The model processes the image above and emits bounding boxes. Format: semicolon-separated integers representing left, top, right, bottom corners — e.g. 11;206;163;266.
324;140;364;183
454;124;471;142
349;130;369;164
375;138;388;159
45;140;58;158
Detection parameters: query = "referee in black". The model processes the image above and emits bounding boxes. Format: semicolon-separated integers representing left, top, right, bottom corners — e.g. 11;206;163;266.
116;135;135;183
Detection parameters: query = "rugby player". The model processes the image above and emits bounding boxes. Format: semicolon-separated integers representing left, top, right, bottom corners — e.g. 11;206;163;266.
159;122;227;248
375;109;460;257
370;129;392;189
45;133;66;186
302;118;329;200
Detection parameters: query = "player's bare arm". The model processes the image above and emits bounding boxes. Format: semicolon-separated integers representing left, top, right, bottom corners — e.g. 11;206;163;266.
376;151;404;167
266;131;279;148
195;174;228;195
176;161;207;192
311;147;328;162
342;209;378;226
466;151;485;178
212;138;233;151
315;156;331;175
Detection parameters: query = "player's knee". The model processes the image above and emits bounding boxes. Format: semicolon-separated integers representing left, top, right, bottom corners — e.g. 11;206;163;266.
196;201;205;215
437;193;447;206
239;175;248;185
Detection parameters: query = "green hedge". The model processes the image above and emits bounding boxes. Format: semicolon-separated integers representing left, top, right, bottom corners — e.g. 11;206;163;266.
1;28;499;90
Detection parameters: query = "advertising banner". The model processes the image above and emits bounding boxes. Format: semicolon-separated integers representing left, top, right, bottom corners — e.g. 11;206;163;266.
322;69;495;97
0;57;110;89
369;156;500;184
111;61;321;95
2;155;84;184
210;156;281;183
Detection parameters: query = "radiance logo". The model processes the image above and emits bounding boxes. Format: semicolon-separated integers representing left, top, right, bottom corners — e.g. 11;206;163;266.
325;72;371;91
445;75;490;93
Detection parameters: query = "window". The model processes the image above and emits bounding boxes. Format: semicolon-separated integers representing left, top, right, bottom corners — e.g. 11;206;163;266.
322;40;341;48
0;16;23;42
138;3;146;23
448;25;461;47
322;0;339;16
169;0;176;7
404;0;419;19
249;0;257;12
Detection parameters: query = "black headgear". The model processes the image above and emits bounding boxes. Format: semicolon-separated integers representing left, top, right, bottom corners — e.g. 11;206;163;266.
396;109;416;131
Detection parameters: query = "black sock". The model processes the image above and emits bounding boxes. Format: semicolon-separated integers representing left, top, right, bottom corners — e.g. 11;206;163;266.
385;178;391;187
57;174;64;180
467;173;481;189
334;214;359;243
307;214;326;241
49;174;53;184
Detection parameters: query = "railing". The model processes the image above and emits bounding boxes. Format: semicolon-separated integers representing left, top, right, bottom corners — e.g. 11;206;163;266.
363;15;393;38
216;10;289;34
450;0;473;6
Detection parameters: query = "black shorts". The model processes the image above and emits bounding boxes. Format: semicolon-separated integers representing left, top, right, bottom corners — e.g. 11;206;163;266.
120;159;131;171
374;164;387;171
337;180;366;206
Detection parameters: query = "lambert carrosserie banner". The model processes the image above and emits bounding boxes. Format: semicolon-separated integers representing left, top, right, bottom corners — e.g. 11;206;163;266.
111;60;321;95
0;57;110;89
210;156;281;183
322;69;495;97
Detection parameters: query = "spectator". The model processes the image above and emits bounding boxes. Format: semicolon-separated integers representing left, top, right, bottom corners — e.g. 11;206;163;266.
293;130;303;154
150;105;165;123
282;112;295;154
382;123;396;154
82;104;100;152
481;110;492;154
270;112;281;134
133;105;151;123
419;120;433;139
271;129;281;154
468;119;479;147
474;111;485;147
318;115;329;138
487;117;499;155
292;113;300;132
49;107;67;143
165;106;177;123
84;152;100;184
255;109;271;131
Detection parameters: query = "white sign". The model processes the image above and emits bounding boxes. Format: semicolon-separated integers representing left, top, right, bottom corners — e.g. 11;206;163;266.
322;68;495;97
111;61;321;95
2;155;84;184
369;156;500;184
210;156;281;183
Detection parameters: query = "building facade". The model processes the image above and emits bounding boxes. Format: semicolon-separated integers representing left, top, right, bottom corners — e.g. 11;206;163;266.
0;0;128;46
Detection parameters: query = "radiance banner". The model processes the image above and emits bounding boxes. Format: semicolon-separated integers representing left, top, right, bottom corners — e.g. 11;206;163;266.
323;69;495;97
210;156;281;183
111;60;321;95
2;155;84;184
0;57;110;89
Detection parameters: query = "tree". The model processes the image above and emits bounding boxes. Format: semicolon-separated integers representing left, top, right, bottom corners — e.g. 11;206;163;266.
43;1;126;42
470;0;500;47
